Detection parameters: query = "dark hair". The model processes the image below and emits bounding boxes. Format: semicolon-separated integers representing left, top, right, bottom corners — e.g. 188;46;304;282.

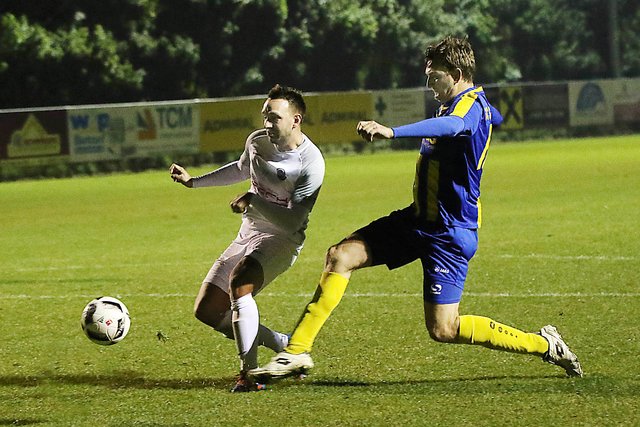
424;36;476;82
268;84;306;118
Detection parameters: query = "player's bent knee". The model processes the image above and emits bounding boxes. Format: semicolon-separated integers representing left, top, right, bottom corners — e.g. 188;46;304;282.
193;300;226;328
325;244;342;264
193;303;212;324
426;323;457;343
326;243;357;271
194;306;232;338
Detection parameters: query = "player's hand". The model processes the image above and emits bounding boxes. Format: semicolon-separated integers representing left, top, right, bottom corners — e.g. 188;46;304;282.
170;163;193;188
356;120;394;142
230;192;253;214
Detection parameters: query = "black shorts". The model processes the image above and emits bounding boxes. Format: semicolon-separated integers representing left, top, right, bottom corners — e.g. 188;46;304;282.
355;206;478;304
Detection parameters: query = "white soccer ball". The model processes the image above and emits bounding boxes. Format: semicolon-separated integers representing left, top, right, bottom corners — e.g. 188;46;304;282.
80;296;131;345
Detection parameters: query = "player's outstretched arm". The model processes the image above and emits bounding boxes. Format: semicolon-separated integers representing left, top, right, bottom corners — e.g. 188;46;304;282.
392;115;466;138
170;163;193;188
356;120;394;142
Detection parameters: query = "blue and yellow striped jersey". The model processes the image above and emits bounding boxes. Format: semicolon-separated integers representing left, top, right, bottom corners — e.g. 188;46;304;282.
402;86;501;229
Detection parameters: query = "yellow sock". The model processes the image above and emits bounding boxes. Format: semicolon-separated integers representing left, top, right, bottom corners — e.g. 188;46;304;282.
286;272;349;354
458;315;549;355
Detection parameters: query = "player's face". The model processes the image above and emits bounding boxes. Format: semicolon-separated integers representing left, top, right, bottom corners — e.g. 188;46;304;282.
262;98;299;145
425;62;457;103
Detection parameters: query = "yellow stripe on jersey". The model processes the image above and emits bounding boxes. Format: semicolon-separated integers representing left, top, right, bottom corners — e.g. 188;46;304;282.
450;87;483;119
413;155;422;218
477;123;493;170
477;197;482;228
426;159;440;222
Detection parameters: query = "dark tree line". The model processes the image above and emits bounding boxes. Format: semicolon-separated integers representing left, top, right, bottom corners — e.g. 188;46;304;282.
1;0;638;109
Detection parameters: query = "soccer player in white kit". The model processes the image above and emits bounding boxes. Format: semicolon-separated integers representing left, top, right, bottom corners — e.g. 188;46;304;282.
170;85;325;392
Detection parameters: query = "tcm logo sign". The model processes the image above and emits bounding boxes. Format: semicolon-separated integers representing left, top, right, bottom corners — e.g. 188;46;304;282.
137;106;193;140
132;104;199;155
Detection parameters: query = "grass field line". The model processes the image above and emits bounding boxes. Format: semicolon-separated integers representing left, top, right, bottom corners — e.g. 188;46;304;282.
1;291;639;300
497;254;635;261
6;252;637;273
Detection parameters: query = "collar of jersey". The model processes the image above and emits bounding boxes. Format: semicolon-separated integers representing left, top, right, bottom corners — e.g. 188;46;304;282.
274;135;308;153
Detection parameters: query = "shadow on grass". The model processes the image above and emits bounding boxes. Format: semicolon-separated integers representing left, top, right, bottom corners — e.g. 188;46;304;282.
1;371;634;397
277;373;638;397
0;371;235;391
0;420;44;426
306;374;557;388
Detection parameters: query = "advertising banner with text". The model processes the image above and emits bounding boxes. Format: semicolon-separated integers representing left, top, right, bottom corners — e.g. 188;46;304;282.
569;78;640;127
484;84;568;129
371;88;426;127
0;110;68;160
303;92;373;145
523;84;569;128
130;103;200;156
68;107;127;161
612;78;640;126
199;97;264;153
569;80;618;127
68;103;200;160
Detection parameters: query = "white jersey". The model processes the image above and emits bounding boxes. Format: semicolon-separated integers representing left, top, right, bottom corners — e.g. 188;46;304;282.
193;129;325;245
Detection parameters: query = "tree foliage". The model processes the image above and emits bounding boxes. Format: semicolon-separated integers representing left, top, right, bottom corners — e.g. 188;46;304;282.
0;0;638;108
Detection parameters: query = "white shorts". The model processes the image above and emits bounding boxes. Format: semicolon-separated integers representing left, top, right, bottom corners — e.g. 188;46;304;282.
203;222;302;295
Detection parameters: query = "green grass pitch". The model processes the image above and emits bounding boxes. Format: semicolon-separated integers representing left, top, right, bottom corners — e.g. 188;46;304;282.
1;135;639;426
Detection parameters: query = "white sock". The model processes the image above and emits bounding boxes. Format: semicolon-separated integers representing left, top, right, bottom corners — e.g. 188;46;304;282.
257;325;289;353
215;309;288;352
231;294;259;371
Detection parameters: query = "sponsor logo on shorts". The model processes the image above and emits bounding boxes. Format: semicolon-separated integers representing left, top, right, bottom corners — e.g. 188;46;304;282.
433;265;450;274
430;283;442;295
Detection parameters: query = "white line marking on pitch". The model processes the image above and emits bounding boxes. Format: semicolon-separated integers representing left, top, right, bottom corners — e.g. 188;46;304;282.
1;292;639;300
7;253;636;273
9;261;204;273
497;254;635;261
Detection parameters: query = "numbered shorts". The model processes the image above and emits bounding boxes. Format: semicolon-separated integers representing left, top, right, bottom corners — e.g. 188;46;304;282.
203;222;302;295
355;206;478;304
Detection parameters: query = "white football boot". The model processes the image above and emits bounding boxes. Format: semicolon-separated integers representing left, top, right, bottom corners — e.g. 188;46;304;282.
248;351;314;383
539;325;583;377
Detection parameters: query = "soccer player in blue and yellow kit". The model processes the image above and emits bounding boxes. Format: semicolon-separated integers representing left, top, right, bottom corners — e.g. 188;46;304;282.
251;36;583;383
